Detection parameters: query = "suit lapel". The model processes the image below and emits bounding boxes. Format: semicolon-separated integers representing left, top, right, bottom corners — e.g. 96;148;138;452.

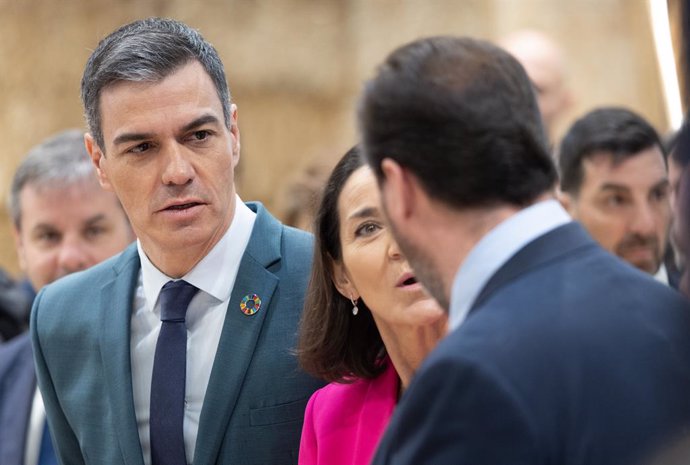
469;222;595;314
193;203;282;465
99;244;145;465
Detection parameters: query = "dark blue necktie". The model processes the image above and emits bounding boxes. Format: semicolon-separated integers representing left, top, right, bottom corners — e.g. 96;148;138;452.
38;421;58;465
150;280;198;465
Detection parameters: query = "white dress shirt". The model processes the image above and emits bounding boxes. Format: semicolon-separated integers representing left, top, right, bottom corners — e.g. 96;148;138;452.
654;263;669;285
449;199;571;331
24;388;45;465
131;196;256;465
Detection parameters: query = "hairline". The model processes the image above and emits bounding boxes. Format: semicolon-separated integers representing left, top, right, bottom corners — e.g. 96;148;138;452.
565;142;665;196
11;173;113;231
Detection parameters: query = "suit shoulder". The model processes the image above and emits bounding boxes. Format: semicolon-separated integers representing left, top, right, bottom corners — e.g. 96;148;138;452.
0;332;32;379
39;245;135;301
279;225;314;270
281;225;314;251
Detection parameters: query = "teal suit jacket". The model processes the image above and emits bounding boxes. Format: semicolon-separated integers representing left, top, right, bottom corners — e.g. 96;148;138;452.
30;203;324;465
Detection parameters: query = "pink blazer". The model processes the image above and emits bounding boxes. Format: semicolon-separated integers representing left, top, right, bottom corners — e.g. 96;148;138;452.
298;360;399;465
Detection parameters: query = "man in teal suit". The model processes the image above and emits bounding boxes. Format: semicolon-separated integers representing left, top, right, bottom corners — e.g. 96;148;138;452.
31;18;323;465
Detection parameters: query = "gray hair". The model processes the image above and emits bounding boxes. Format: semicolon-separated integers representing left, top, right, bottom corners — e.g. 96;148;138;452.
81;17;232;151
9;129;98;229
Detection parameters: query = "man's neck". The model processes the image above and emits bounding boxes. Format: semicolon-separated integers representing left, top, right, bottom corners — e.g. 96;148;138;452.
431;194;555;304
141;221;234;278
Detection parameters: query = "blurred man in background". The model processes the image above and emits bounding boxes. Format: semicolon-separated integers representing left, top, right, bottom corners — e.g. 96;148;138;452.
499;29;574;144
669;119;690;297
558;107;673;284
0;269;32;342
0;128;134;465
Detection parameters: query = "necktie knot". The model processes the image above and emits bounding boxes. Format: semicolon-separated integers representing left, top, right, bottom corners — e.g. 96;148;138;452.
159;280;198;322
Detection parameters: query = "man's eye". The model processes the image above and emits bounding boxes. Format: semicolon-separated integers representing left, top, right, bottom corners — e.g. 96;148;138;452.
37;231;60;244
651;187;669;202
192;130;210;141
604;194;627;207
129;142;151;154
84;226;106;239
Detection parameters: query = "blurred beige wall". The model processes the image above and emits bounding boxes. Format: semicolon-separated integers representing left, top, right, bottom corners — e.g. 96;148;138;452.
0;0;667;276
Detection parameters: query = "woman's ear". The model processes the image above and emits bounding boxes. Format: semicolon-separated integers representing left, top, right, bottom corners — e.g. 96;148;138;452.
331;259;358;300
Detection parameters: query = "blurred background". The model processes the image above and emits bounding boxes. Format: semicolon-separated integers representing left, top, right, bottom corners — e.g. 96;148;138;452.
0;0;685;276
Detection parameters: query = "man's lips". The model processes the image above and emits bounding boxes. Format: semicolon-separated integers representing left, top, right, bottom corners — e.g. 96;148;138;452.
165;202;199;210
158;200;204;212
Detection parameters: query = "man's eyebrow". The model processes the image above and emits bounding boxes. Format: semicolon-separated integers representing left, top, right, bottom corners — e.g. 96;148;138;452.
31;223;58;231
113;132;154;147
650;178;670;191
599;183;630;193
84;214;107;226
181;114;221;133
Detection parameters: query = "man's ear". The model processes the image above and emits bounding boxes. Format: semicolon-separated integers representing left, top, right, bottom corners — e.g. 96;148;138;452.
11;225;27;274
380;158;416;225
558;189;574;214
84;133;113;191
331;258;358;301
229;103;240;166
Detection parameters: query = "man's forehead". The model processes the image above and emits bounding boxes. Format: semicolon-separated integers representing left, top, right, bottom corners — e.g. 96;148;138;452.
98;62;224;140
584;147;664;169
582;148;668;188
20;180;119;212
23;177;99;195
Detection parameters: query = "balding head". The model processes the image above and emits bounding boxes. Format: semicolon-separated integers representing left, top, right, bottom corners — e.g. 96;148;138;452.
499;29;573;140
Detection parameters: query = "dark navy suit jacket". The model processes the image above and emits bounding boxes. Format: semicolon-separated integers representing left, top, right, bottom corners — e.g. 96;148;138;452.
0;333;35;465
372;222;690;465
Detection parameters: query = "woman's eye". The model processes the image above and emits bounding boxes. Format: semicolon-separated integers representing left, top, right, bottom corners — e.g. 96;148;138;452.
355;223;381;237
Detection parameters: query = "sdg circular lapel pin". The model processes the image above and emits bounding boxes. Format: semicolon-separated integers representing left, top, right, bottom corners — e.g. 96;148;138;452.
240;294;262;316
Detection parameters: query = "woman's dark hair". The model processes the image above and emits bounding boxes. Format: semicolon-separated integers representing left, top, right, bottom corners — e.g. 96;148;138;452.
297;145;386;382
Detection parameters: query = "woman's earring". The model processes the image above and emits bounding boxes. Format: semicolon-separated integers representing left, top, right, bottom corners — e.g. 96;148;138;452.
350;295;359;316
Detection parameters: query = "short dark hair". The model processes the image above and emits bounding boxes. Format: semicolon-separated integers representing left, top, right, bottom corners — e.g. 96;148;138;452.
81;17;231;151
297;145;385;382
559;107;664;194
359;36;556;209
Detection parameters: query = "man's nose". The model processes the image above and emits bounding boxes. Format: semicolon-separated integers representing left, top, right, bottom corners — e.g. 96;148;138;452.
161;144;195;186
57;238;91;275
629;203;658;237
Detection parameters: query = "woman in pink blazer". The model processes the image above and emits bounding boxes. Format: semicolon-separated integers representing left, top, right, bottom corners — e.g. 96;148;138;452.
297;146;447;465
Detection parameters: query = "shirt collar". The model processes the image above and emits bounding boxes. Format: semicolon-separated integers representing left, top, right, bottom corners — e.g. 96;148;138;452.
138;195;256;311
654;263;669;285
449;199;571;331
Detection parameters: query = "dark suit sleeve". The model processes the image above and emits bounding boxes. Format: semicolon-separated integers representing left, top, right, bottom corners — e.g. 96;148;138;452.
372;355;541;465
31;289;86;465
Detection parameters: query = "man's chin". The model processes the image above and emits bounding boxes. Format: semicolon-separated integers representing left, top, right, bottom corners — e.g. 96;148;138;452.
628;258;661;276
617;246;661;276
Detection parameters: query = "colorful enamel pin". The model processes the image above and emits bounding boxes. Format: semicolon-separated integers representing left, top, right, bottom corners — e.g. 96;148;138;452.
240;294;262;316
